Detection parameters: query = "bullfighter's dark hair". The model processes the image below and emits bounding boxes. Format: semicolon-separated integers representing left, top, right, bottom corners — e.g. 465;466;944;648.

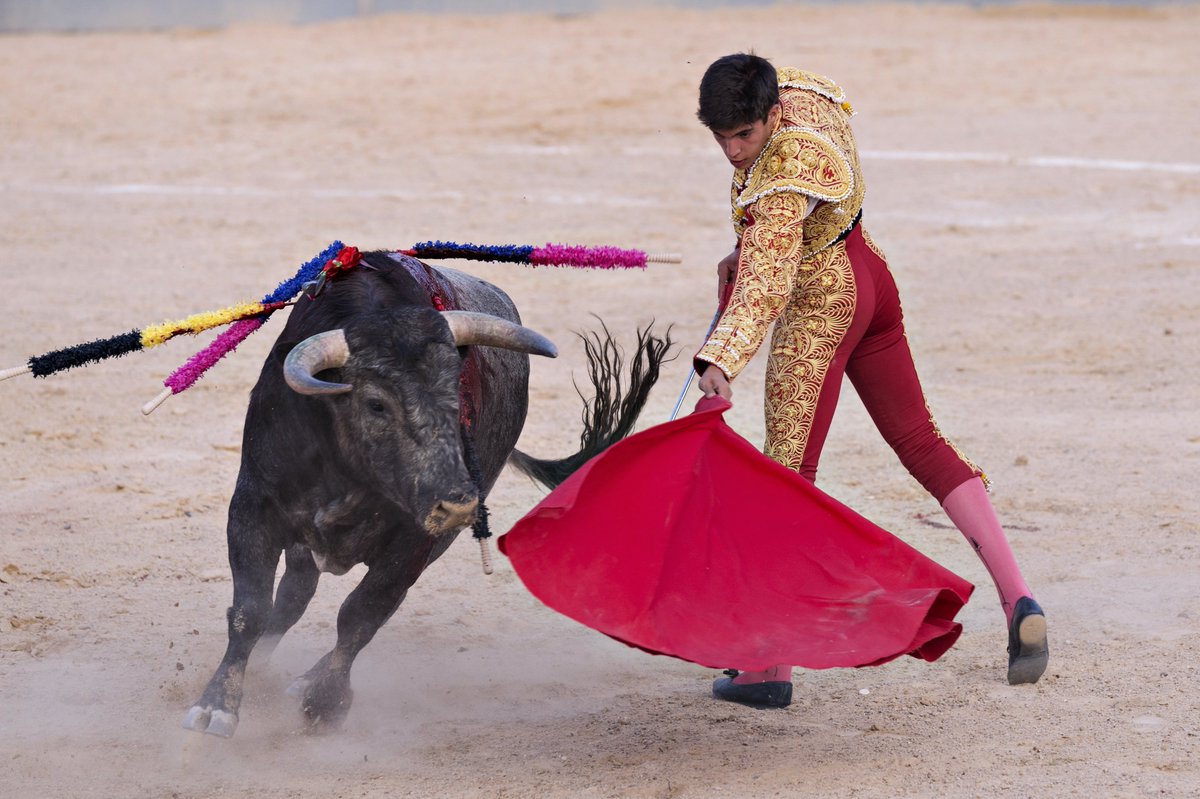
696;52;779;131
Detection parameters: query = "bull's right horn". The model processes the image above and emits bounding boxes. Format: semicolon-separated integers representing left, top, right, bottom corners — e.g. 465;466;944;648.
284;329;352;395
442;311;558;358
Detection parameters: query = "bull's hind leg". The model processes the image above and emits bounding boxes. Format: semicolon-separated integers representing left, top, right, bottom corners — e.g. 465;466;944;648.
296;537;434;732
183;505;280;738
253;544;321;665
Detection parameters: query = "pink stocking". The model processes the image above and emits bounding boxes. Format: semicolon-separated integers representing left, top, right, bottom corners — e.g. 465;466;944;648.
732;664;793;685
941;477;1032;622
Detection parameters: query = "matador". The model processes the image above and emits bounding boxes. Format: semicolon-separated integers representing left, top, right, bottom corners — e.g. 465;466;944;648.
692;53;1049;708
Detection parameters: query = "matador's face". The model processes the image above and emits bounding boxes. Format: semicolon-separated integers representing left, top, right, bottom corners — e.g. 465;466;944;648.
710;103;781;171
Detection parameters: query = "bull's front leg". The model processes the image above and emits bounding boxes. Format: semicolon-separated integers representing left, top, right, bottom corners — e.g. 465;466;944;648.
183;504;280;738
253;544;321;665
293;535;435;733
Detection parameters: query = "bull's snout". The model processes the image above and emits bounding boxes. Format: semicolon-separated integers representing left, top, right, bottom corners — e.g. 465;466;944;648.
424;494;480;534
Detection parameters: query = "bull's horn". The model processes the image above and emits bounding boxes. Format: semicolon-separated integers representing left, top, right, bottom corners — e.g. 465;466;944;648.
442;311;558;358
284;329;353;395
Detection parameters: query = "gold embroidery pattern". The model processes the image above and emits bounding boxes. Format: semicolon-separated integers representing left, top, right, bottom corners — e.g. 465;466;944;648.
728;71;865;254
862;227;887;262
698;191;808;379
914;369;990;490
731;175;748;237
931;416;989;490
736;127;854;208
763;241;857;470
776;71;865;256
776;68;855;115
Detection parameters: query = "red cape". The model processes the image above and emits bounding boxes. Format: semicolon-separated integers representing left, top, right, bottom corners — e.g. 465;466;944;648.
498;396;973;671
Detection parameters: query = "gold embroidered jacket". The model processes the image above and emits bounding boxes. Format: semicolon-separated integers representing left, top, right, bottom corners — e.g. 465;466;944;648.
696;68;865;379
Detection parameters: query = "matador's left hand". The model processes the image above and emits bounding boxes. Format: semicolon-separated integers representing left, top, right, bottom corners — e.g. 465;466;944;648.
716;247;739;302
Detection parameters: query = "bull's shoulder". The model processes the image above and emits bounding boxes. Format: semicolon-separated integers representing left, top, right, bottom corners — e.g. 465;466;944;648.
435;266;520;322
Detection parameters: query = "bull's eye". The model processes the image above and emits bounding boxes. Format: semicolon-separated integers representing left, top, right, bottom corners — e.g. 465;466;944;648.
366;398;387;415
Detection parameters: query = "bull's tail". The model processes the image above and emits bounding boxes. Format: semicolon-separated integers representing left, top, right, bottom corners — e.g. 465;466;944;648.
509;321;675;490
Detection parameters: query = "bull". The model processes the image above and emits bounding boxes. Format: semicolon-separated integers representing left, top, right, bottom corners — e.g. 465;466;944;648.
182;251;670;738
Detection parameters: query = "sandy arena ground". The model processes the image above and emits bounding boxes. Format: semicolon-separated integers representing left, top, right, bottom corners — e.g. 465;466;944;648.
2;3;1198;797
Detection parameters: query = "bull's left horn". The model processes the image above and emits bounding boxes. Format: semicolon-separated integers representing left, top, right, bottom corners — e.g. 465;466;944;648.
284;329;353;395
442;311;558;358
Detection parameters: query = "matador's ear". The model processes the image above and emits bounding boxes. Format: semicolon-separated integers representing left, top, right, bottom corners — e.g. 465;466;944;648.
769;103;783;131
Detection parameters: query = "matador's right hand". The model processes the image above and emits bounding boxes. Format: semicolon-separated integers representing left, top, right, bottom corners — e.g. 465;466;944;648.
699;364;733;400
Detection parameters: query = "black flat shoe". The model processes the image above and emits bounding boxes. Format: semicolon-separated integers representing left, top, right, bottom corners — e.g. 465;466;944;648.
1007;596;1049;685
712;670;792;709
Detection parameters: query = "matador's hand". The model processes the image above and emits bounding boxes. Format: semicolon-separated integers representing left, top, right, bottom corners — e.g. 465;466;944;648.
699;364;733;400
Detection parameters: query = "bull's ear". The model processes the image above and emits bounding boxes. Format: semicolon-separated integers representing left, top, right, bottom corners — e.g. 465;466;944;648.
284;329;353;395
442;311;557;358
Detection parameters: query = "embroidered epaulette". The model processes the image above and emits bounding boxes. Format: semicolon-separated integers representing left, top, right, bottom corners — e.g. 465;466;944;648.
777;67;855;117
734;127;855;212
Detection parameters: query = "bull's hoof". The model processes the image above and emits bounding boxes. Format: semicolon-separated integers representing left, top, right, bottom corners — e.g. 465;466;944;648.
300;676;354;733
285;676;310;698
182;704;239;738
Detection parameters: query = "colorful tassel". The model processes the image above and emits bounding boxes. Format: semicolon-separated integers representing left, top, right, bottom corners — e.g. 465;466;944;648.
163;318;265;395
153;242;346;399
401;241;678;269
11;242;346;382
3;239;676;415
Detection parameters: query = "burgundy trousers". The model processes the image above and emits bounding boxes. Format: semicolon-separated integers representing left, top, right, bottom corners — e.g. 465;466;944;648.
763;223;981;503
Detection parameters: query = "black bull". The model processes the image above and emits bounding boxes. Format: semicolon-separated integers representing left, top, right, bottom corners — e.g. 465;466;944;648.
183;251;671;737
